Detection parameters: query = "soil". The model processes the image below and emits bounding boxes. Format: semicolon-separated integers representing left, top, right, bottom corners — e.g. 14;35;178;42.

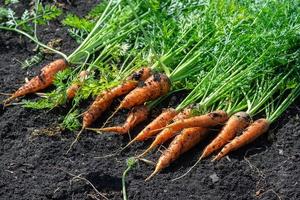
0;1;299;200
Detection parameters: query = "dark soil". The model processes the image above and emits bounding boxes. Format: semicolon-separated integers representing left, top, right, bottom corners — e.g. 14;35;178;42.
0;1;299;200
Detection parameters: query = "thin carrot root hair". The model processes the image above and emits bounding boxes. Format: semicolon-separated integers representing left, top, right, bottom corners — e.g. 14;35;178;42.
66;127;85;154
0;92;12;96
136;142;156;158
212;118;270;161
101;107;120;128
199;111;250;160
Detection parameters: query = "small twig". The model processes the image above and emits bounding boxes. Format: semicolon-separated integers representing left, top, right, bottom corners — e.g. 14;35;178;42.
259;189;282;200
55;167;108;200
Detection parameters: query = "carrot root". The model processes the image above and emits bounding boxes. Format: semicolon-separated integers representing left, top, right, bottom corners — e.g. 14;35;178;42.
166;110;228;132
200;112;250;160
212;118;270;161
119;73;171;109
145;168;160;181
147;127;208;180
6;59;68;104
82;68;152;128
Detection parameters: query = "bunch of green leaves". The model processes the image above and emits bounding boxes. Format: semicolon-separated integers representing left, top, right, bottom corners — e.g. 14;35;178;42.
172;0;300;116
4;0;19;5
0;2;62;33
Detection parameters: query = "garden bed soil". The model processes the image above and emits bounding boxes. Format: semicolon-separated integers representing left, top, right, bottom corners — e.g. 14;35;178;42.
0;1;299;200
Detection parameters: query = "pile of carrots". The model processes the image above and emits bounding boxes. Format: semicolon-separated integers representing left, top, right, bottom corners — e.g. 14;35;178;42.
1;0;300;182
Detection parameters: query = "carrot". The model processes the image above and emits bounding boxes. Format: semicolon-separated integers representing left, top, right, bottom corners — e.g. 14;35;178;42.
138;108;192;158
118;73;171;110
145;127;208;181
88;105;149;134
4;59;68;104
200;112;250;160
82;67;152;128
165;110;228;132
134;108;178;141
121;108;178;150
66;70;89;100
212;118;270;161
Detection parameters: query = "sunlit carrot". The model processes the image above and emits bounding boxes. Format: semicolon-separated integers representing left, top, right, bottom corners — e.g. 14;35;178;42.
212;118;270;161
145;127;208;181
165;110;228;132
137;108;192;158
120;108;178;150
4;59;68;105
200;112;250;160
82;67;152;128
66;70;89;100
87;105;149;134
118;73;171;110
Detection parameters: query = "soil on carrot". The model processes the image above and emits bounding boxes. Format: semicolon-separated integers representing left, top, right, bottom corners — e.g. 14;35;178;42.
0;1;299;200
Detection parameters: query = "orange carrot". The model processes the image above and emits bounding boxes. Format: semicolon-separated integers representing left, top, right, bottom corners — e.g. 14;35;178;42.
138;108;192;157
88;105;149;134
212;118;270;161
145;127;208;180
66;70;89;100
166;110;228;132
200;112;250;160
118;73;171;109
4;59;68;104
82;67;152;128
121;108;178;150
134;108;178;141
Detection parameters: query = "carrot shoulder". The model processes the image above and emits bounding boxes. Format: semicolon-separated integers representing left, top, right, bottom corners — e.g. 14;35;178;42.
200;112;250;160
146;127;209;180
89;105;149;134
82;67;152;128
5;59;67;103
212;118;270;161
118;73;171;109
166;110;228;132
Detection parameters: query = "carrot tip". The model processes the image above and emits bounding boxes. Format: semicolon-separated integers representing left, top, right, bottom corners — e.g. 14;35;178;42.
211;156;220;162
199;155;205;161
122;138;137;151
85;127;104;133
137;145;154;158
145;168;160;181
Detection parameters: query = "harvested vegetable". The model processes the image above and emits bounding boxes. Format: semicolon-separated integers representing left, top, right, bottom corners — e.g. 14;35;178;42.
165;110;228;132
83;67;152;128
212;118;269;161
118;73;171;110
138;107;192;158
213;83;300;161
146;127;208;180
4;59;67;105
88;105;149;134
200;112;250;160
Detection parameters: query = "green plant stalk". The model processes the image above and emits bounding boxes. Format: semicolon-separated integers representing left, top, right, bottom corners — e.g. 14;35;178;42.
0;26;68;59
